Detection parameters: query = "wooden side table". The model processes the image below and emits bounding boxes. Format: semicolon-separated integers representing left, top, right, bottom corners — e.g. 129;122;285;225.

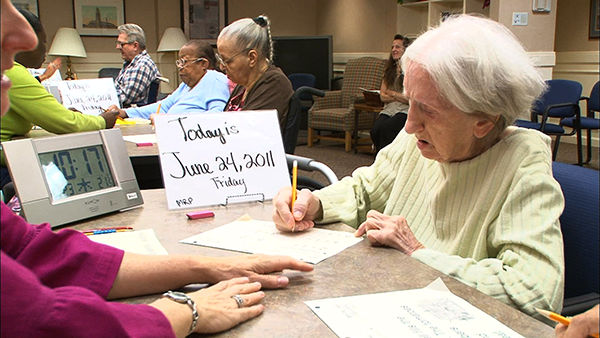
353;103;383;154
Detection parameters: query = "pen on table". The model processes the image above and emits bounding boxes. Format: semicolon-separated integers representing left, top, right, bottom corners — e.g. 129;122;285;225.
82;226;133;233
84;228;134;236
535;308;600;338
291;160;298;233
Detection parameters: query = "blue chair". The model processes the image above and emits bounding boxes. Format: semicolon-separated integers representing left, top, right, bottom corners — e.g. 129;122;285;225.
560;81;600;165
515;80;583;164
552;162;599;316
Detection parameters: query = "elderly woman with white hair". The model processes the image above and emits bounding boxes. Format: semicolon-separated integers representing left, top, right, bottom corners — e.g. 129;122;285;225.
272;14;564;321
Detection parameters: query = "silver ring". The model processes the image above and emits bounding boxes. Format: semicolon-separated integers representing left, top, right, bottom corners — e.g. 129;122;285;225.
232;294;244;308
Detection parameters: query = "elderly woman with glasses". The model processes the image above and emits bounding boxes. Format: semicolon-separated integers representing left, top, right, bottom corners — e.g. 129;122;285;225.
216;15;294;132
110;39;230;122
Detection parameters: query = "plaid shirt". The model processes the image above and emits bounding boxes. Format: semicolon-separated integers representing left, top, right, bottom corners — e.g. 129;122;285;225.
115;50;159;106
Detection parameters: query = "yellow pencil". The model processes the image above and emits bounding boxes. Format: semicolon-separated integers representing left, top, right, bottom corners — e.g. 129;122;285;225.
156;102;162;115
291;160;298;232
535;308;599;338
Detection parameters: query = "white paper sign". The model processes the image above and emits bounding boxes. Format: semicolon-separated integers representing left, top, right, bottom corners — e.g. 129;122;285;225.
57;78;120;115
154;110;290;209
27;68;63;83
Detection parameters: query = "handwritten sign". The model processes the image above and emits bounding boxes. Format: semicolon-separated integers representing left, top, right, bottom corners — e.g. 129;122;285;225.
27;68;63;83
154;110;290;209
57;78;120;115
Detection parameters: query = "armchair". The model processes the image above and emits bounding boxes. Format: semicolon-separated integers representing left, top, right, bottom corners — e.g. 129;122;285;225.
307;57;385;152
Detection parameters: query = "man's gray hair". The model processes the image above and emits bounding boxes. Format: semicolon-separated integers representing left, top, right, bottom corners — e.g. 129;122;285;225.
118;23;146;49
401;14;546;134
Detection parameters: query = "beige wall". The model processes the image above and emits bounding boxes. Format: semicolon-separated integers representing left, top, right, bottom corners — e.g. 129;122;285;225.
489;0;557;52
555;0;598;52
316;0;397;53
228;0;318;36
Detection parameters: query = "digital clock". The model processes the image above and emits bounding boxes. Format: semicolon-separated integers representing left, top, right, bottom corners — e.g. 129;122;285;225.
3;129;143;227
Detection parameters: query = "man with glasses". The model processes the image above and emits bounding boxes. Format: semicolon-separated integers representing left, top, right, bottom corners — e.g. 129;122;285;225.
114;23;159;107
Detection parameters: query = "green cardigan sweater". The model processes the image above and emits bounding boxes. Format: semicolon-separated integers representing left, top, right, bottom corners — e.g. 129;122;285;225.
314;127;565;321
1;62;105;166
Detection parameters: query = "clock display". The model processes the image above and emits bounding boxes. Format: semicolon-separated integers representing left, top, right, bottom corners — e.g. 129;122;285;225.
38;145;116;200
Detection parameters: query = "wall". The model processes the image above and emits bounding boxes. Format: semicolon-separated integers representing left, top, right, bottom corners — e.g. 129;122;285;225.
554;0;599;147
228;0;318;36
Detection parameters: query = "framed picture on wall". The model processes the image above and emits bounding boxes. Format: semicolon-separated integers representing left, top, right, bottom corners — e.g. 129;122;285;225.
183;0;228;44
11;0;39;17
591;0;600;38
74;0;125;36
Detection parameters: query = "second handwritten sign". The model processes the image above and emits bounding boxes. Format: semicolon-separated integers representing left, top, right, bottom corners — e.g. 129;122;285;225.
154;110;290;209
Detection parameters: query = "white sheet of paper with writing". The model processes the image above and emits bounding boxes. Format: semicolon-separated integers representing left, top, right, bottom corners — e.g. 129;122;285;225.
304;278;525;338
154;111;290;209
180;216;362;264
88;229;168;255
57;78;120;115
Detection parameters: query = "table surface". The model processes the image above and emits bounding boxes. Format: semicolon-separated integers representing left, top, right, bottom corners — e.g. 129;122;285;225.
68;189;554;338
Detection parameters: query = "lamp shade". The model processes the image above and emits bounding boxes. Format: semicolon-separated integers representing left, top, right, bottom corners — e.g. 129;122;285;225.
48;28;87;58
157;28;188;52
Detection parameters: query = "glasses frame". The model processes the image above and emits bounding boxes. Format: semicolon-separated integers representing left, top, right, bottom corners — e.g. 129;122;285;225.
116;41;133;48
215;48;250;68
176;57;207;69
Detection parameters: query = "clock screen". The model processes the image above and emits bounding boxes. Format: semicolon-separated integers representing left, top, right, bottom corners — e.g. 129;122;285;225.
38;145;116;200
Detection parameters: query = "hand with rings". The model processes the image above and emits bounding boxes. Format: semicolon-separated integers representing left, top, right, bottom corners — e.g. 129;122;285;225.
183;277;265;334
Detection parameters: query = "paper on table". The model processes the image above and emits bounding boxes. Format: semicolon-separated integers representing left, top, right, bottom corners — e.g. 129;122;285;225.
305;278;525;338
88;229;168;255
122;134;157;144
180;215;362;264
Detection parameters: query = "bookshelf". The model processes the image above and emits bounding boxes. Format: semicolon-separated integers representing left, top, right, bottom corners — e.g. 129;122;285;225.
397;0;490;38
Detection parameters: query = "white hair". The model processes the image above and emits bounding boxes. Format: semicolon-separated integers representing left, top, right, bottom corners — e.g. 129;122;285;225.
401;14;545;132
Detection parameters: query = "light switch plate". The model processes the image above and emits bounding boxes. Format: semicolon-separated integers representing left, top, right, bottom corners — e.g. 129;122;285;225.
512;12;528;26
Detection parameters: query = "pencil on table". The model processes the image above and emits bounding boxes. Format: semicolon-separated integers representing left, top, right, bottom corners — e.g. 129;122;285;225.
291;160;298;232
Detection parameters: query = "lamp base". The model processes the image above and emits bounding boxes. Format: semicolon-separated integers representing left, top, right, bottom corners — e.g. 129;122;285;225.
64;56;76;80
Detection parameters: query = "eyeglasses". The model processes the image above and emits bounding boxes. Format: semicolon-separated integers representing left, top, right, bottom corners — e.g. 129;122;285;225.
116;41;132;48
215;48;250;67
175;57;206;69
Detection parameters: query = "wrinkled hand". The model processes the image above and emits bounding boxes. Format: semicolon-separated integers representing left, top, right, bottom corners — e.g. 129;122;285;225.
100;110;119;128
205;254;313;289
555;304;599;338
355;210;425;256
272;187;322;232
107;104;127;119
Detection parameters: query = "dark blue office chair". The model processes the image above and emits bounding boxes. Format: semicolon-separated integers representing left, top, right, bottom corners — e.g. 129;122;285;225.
560;81;600;165
284;86;325;155
146;78;161;105
552;161;600;316
515;79;583;164
288;73;318;131
98;67;121;80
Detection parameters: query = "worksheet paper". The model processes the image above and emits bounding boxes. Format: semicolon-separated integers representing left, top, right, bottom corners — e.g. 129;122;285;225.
88;229;169;255
305;278;524;338
180;217;363;264
122;134;157;144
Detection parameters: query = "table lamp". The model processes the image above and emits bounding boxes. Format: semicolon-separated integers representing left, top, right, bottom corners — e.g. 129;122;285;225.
157;28;188;85
48;28;87;80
